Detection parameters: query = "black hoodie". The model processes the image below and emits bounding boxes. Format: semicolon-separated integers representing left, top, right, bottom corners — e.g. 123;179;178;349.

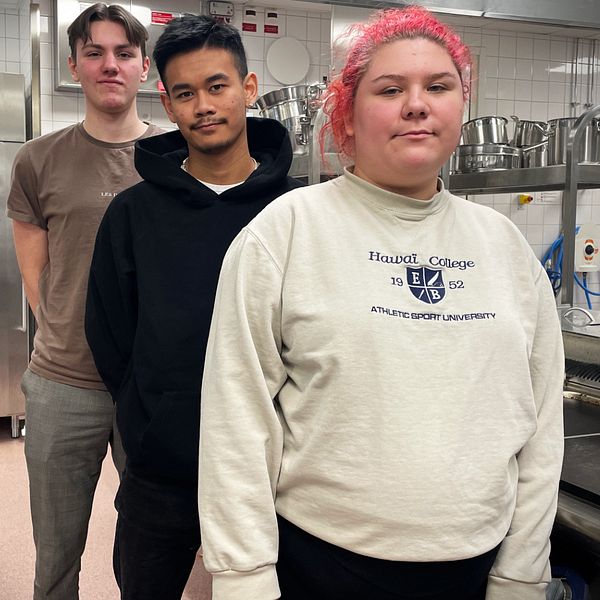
85;117;303;485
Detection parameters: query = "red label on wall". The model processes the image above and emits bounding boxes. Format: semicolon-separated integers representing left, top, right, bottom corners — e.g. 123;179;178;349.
264;24;278;34
242;23;257;32
151;11;175;25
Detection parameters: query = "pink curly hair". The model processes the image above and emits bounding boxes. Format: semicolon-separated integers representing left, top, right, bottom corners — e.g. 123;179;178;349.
321;6;472;159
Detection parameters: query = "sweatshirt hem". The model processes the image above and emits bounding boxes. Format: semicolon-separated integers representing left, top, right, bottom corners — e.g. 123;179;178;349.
212;564;280;600
486;575;549;600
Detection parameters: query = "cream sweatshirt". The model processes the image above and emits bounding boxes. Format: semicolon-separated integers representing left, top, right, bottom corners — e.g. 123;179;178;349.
199;169;564;600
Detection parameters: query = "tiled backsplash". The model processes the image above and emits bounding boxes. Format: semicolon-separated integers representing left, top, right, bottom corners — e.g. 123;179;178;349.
2;1;600;306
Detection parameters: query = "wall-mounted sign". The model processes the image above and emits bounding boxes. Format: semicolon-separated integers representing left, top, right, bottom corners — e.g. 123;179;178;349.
151;11;176;25
264;9;279;35
242;7;257;32
209;1;234;17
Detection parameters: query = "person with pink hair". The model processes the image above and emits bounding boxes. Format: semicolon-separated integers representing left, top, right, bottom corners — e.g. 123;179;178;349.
198;6;564;600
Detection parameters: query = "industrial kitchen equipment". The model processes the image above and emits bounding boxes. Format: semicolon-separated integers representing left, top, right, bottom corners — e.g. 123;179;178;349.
256;83;327;179
0;72;28;438
557;311;600;594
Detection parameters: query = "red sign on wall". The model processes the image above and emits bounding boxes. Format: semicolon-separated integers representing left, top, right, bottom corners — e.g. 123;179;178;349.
151;11;175;25
242;23;257;32
264;24;278;34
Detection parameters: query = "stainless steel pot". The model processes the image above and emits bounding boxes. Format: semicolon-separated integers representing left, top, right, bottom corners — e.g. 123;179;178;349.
256;85;309;155
256;85;308;121
452;143;521;173
256;84;325;156
461;116;508;145
510;115;550;147
521;140;548;168
547;117;600;165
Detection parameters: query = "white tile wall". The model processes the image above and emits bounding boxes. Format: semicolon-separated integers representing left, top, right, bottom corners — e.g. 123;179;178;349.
234;6;331;97
2;5;600;306
15;3;332;133
0;4;30;90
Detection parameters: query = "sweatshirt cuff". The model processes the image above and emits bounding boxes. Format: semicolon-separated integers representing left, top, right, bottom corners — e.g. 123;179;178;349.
212;564;280;600
486;575;547;600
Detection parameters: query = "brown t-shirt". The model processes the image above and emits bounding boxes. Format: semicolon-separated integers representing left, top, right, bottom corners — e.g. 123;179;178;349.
7;122;162;390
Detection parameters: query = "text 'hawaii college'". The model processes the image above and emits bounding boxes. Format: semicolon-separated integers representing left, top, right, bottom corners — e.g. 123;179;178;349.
369;250;475;271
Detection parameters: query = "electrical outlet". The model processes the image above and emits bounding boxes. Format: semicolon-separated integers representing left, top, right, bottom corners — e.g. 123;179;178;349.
575;223;600;272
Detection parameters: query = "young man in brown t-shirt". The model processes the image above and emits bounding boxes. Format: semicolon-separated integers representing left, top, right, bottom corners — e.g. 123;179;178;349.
7;4;159;598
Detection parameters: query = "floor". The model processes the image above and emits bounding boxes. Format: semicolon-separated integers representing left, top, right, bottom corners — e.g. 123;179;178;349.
0;417;211;600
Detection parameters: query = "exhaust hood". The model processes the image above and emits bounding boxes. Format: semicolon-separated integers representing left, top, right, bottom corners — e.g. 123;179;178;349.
304;0;600;31
484;0;600;30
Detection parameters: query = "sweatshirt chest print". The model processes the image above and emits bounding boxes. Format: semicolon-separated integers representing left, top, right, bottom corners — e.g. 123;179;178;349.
367;250;496;323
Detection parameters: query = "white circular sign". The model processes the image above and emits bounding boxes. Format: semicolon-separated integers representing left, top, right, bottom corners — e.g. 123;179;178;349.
266;37;310;85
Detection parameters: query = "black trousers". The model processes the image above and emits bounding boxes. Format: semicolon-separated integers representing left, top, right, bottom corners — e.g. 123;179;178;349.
113;468;201;600
276;515;500;600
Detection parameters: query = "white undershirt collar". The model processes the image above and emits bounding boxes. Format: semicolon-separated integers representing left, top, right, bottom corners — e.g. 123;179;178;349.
181;156;259;194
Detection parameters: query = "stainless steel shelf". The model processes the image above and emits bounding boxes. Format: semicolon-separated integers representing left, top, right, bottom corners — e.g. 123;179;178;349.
298;157;600;194
449;164;600;195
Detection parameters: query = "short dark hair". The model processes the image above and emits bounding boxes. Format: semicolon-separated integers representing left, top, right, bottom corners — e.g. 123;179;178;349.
153;15;248;92
67;3;148;63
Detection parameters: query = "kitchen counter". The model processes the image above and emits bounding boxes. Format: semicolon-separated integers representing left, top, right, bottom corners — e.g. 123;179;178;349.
561;396;600;506
554;395;600;582
552;397;600;595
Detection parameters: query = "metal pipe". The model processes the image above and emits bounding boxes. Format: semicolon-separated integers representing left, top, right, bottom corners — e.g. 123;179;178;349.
308;107;327;186
592;40;597;108
585;40;593;109
440;160;450;190
571;39;580;117
561;105;600;307
556;490;600;548
28;3;41;354
11;416;21;439
30;3;41;140
590;41;595;108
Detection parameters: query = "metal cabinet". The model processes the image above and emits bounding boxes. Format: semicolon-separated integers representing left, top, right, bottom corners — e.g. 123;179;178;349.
0;73;27;438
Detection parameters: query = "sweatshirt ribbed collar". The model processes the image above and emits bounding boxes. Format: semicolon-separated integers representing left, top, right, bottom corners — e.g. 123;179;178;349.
338;167;450;221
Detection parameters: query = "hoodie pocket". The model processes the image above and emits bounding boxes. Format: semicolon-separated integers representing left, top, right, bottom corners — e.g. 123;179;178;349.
138;390;201;478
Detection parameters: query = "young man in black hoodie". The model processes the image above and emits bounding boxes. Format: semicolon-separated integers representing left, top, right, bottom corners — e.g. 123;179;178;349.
85;15;303;600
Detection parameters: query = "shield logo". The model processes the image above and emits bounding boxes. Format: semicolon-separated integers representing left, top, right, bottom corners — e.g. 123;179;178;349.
406;267;446;304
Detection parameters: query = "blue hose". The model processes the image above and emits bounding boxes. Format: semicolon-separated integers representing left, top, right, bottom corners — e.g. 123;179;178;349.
542;228;599;310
